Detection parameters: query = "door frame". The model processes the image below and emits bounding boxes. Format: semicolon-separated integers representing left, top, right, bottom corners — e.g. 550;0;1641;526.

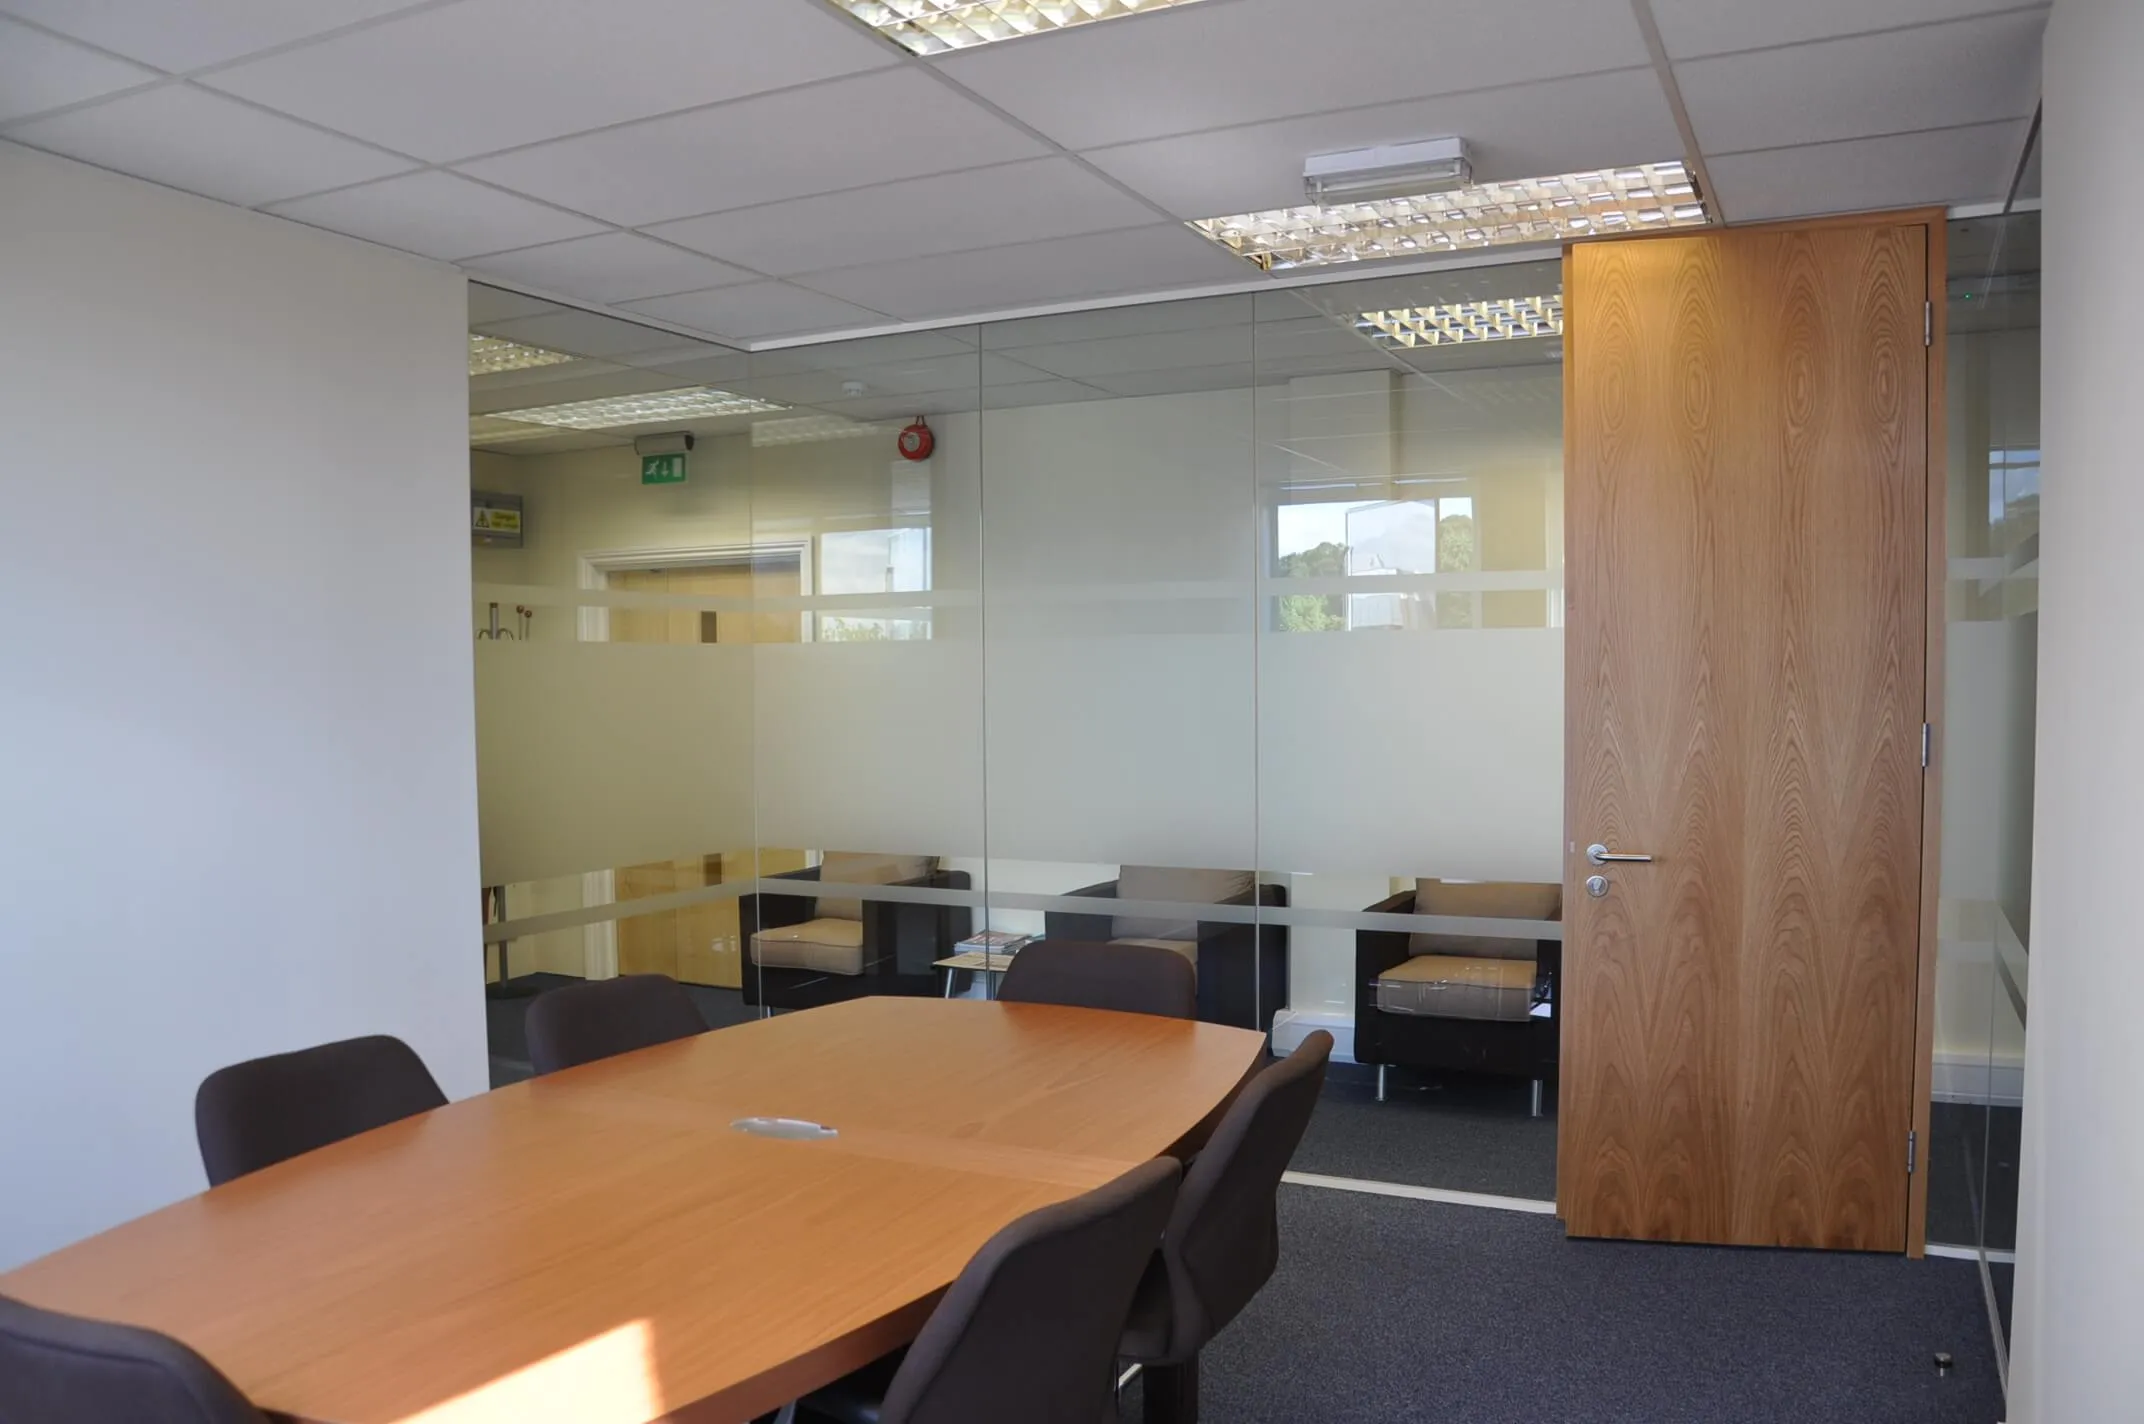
1557;207;1948;1255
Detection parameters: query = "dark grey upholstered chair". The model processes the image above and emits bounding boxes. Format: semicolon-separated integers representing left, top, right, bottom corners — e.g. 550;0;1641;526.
800;1157;1181;1424
997;941;1198;1020
0;1293;273;1424
1118;1031;1333;1424
525;973;708;1075
194;1035;446;1188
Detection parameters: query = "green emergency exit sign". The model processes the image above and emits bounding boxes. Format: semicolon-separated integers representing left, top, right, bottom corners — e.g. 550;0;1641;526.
641;452;687;485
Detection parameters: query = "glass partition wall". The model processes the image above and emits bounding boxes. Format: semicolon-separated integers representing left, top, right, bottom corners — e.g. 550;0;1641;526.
472;257;1568;1195
1929;207;2039;1380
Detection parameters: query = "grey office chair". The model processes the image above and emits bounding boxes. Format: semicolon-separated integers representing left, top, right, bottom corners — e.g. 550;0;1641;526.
194;1035;446;1187
1118;1031;1333;1423
998;941;1197;1020
525;973;708;1075
0;1293;272;1424
800;1157;1182;1424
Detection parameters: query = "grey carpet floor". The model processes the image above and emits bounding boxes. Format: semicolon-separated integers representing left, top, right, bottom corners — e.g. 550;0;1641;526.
1145;1186;2004;1424
1290;1071;1560;1201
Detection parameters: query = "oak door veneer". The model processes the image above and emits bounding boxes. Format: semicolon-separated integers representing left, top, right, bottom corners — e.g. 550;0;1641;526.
1559;220;1929;1251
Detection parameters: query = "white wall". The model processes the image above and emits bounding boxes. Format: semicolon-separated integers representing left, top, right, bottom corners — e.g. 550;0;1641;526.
2010;2;2144;1415
0;146;484;1269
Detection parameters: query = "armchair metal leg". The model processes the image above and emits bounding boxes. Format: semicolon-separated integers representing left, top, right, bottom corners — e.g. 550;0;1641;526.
1531;1079;1544;1118
1142;1357;1199;1424
1376;1064;1387;1103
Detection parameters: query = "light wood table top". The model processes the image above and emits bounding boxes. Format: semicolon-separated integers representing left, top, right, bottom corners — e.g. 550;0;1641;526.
0;998;1265;1424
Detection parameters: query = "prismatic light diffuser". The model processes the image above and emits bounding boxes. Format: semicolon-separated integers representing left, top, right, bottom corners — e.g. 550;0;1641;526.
1193;162;1709;271
828;0;1213;54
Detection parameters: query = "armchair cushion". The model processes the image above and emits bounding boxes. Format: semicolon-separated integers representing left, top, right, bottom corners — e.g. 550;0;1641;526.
752;917;868;976
1409;879;1562;961
1112;865;1254;942
1377;954;1537;1022
816;852;936;922
1110;937;1200;972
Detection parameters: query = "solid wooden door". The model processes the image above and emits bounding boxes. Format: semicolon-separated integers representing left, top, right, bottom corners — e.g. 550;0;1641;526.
1559;221;1930;1249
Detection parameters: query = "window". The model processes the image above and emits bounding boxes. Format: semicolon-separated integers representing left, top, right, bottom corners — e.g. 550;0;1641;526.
818;528;933;641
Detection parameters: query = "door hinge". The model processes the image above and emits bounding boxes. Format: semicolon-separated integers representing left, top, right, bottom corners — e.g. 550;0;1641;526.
1921;722;1932;769
1907;1130;1918;1175
1924;300;1933;347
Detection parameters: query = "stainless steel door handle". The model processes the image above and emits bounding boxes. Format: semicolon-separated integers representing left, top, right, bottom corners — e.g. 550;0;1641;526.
1586;843;1654;866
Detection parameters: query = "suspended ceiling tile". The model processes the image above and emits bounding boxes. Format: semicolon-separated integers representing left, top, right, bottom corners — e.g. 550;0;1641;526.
1084;67;1681;221
623;281;889;342
796;225;1252;322
464;231;755;305
471;368;687;417
1647;0;2047;61
267;169;606;260
749;330;982;377
1000;325;1257;381
200;0;895;162
984;293;1258;350
645;157;1159;278
1704;119;2026;222
0;0;429;72
473;305;687;359
466;282;558;324
5;84;413;206
1676;9;2045;156
981;378;1115;410
931;0;1652;152
1084;362;1257;398
0;18;157;124
459;67;1047;228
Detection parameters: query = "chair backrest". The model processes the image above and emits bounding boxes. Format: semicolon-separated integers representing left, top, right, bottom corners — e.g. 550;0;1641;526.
0;1293;269;1424
526;973;708;1075
194;1035;446;1187
879;1157;1181;1424
1147;1031;1332;1357
997;940;1197;1019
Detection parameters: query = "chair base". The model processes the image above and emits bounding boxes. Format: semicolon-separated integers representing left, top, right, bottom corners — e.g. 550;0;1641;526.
1141;1357;1199;1424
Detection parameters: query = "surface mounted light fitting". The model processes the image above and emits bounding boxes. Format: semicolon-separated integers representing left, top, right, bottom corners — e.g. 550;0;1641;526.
1305;137;1472;205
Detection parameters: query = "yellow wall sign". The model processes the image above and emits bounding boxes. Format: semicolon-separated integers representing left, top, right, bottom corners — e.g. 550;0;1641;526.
472;492;523;547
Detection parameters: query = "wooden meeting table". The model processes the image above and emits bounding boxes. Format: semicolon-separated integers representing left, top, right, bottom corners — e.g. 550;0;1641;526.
0;997;1266;1424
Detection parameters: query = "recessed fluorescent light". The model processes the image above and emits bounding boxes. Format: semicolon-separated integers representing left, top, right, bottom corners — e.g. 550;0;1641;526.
468;334;575;376
1357;295;1563;348
468;415;555;444
1192;162;1708;271
829;0;1212;54
751;414;894;447
489;388;787;431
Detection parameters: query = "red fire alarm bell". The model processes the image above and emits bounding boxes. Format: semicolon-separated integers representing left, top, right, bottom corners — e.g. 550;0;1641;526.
897;417;935;461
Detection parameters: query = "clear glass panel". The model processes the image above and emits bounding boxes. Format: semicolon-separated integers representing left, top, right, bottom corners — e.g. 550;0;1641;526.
1252;263;1566;1195
1933;209;2038;1364
470;286;764;1079
977;296;1263;1026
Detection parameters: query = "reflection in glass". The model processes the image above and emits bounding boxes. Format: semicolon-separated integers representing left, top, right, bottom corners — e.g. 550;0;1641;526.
1932;207;2039;1379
